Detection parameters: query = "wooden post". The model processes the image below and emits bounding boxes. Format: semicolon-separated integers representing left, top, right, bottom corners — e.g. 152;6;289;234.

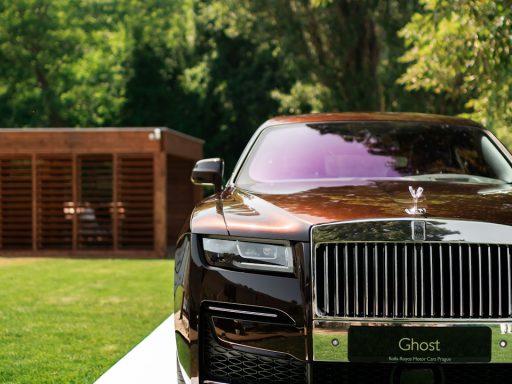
72;154;78;255
32;154;38;252
153;151;167;258
113;154;119;252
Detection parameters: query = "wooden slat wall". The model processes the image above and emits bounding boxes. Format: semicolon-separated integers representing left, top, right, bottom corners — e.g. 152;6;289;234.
117;155;154;250
36;156;73;249
0;157;32;249
78;155;113;249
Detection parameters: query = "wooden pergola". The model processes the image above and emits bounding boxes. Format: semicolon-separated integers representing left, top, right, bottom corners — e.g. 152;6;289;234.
0;127;203;258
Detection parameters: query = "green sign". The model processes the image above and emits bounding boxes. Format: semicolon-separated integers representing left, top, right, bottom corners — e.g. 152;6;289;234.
348;326;491;363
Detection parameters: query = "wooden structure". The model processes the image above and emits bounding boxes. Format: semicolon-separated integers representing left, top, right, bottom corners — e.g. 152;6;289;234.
0;128;203;258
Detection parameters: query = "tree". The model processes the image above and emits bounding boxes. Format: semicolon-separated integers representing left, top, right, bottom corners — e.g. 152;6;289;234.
399;0;512;148
120;0;196;128
195;1;425;113
178;0;426;171
0;0;129;127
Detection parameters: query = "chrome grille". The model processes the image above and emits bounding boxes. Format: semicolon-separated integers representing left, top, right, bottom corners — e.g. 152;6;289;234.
315;243;512;319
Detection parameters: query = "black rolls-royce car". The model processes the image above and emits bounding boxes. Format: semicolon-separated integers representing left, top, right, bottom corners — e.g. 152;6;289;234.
174;113;512;384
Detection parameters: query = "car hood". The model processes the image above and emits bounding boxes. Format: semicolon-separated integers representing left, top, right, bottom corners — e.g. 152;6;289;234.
215;180;512;241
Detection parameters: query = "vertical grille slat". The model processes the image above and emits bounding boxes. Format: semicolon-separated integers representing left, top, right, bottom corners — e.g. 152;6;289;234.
449;246;454;317
354;245;359;316
479;245;483;317
429;244;434;317
373;245;378;317
488;245;493;316
344;244;350;316
384;245;389;317
440;244;445;317
344;244;349;316
334;246;339;316
315;242;512;319
508;247;512;316
323;247;329;315
404;245;409;317
393;244;398;316
413;246;418;317
420;245;425;317
459;244;463;317
364;244;369;317
499;246;502;317
469;245;473;317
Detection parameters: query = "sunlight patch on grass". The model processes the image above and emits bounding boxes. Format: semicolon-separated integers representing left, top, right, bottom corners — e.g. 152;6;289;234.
0;257;44;267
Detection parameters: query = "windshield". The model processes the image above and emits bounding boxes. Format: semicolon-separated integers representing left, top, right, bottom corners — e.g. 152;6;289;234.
236;122;512;185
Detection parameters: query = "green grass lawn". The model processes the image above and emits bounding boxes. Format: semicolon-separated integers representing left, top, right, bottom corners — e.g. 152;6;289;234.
0;258;174;384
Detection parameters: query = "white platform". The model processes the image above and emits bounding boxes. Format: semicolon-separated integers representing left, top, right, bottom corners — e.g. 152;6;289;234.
95;317;176;384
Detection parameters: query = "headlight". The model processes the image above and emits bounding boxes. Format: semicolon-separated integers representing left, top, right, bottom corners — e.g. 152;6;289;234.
202;237;294;273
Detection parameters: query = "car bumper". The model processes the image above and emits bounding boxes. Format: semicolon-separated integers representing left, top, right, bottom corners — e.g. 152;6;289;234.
176;235;512;383
197;308;512;384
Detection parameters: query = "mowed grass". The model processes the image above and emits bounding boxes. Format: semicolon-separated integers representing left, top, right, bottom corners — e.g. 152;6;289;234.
0;258;174;384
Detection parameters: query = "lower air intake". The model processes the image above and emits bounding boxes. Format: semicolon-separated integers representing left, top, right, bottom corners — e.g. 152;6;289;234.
201;318;306;384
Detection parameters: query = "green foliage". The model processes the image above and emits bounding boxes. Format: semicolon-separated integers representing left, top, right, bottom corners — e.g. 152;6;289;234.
399;0;512;148
194;0;409;113
120;0;196;128
0;0;190;128
179;1;291;171
0;258;173;383
0;0;510;165
0;0;129;127
174;0;425;171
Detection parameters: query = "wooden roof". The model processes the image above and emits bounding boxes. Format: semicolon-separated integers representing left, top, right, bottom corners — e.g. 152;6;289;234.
0;127;204;160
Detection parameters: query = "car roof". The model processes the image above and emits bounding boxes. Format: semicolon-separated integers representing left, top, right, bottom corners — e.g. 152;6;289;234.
260;112;483;129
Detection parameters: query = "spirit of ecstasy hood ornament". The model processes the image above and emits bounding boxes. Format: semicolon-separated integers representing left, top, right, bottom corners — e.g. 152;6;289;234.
405;186;426;215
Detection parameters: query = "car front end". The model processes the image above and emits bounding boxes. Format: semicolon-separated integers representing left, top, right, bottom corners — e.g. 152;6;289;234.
175;113;512;383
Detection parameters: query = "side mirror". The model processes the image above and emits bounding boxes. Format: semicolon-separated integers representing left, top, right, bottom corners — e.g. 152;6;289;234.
191;158;224;193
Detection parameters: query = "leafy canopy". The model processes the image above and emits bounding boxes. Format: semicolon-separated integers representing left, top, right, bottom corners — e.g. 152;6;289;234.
0;0;510;163
399;0;512;147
